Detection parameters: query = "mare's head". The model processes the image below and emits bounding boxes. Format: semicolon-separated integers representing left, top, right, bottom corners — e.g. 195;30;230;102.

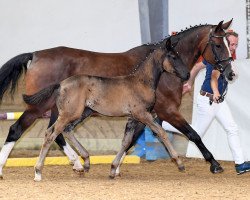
201;19;235;81
162;38;190;81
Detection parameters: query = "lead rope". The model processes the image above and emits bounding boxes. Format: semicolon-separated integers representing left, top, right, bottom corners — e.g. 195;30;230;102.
209;73;228;105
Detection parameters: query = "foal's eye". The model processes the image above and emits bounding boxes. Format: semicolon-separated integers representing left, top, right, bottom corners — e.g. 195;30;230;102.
168;54;176;60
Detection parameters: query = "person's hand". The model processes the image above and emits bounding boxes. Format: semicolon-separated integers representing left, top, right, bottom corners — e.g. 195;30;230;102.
182;82;192;95
212;91;221;104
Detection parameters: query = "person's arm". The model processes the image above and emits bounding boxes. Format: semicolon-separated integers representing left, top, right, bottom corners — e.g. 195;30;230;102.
211;70;221;103
182;61;206;94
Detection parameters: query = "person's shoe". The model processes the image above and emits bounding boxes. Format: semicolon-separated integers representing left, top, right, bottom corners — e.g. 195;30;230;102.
235;162;250;175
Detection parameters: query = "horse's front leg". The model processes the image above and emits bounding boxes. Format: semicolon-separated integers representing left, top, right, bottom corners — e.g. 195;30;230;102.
135;112;185;171
157;108;223;174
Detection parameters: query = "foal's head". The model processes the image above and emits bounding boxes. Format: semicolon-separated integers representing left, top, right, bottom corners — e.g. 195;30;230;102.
162;38;190;81
201;19;234;81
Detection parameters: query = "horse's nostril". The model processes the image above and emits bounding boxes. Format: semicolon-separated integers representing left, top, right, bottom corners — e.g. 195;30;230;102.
186;72;190;80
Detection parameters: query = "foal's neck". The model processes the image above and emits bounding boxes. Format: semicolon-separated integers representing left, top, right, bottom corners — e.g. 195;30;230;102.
134;48;165;89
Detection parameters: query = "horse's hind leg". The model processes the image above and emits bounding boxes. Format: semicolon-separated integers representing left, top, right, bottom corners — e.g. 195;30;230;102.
135;112;185;171
0;109;42;179
49;106;83;172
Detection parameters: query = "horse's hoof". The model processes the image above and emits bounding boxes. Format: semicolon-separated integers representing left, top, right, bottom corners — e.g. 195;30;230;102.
115;173;121;177
0;175;3;180
178;165;185;172
210;165;224;174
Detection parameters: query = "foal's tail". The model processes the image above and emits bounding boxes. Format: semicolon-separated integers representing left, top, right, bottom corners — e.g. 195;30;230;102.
0;53;33;101
23;84;60;105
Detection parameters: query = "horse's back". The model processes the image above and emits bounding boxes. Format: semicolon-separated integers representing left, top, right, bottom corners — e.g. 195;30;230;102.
24;46;140;95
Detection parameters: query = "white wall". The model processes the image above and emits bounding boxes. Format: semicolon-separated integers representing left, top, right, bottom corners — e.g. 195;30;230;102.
168;0;247;59
0;0;141;65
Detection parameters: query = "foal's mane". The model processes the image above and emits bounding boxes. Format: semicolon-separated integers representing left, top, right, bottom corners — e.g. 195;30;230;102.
130;47;165;75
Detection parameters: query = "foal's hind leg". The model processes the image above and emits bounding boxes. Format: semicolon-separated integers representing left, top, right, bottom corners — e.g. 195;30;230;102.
63;132;90;174
49;106;83;173
0;109;43;179
34;117;70;181
62;108;93;173
110;118;140;178
134;112;184;171
113;118;146;177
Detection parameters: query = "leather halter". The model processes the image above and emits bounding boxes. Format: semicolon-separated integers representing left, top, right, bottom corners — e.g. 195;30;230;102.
201;29;233;73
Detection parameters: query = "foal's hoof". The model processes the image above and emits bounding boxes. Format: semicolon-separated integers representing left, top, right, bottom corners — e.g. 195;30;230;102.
84;166;90;173
178;165;186;172
109;174;115;179
73;168;85;176
115;173;122;177
210;165;224;174
0;175;3;180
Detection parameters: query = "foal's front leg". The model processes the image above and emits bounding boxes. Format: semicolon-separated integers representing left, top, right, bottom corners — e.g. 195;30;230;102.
135;112;185;171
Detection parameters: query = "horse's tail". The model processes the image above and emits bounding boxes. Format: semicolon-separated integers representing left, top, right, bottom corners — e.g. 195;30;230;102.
22;84;60;105
0;53;33;101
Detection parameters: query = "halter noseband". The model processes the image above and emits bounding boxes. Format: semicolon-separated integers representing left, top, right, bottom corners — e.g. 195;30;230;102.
201;30;233;74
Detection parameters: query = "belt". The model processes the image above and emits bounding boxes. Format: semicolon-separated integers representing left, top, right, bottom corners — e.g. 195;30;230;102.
200;90;213;99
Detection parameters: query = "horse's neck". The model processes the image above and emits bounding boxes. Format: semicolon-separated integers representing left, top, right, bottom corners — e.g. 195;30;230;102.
173;26;212;70
134;49;163;89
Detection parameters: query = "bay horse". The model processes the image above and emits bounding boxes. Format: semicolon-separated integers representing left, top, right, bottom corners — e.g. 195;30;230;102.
0;20;233;179
22;40;189;181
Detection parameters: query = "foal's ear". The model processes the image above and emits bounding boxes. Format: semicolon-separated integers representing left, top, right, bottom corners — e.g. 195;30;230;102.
215;20;224;32
165;38;172;51
222;18;233;30
165;37;178;50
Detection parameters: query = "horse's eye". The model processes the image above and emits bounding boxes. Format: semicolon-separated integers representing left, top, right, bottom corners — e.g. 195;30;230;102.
215;44;221;48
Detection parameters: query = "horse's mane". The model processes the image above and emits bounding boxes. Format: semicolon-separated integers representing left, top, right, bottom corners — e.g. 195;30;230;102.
129;24;214;75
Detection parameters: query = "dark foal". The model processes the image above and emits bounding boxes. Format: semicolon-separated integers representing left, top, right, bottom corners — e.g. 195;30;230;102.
0;20;233;179
23;41;189;181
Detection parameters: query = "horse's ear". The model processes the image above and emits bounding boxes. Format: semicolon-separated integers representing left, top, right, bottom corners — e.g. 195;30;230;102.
222;18;233;30
214;20;224;32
